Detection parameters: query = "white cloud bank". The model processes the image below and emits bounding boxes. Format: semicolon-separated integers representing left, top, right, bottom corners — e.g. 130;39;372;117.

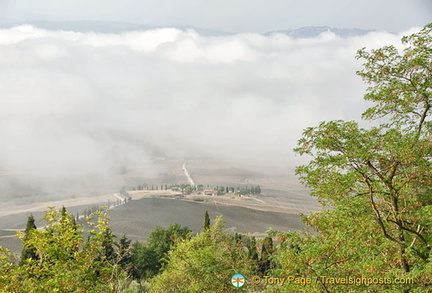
0;25;420;196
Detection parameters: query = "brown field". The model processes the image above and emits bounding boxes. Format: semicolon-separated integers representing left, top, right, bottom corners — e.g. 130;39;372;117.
0;158;321;253
109;197;307;244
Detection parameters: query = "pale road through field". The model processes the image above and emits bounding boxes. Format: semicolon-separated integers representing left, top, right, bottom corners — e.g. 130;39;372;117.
0;193;127;219
182;162;196;187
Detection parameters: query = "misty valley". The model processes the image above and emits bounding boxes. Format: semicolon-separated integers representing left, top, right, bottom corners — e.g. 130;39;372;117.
0;20;431;292
0;157;319;252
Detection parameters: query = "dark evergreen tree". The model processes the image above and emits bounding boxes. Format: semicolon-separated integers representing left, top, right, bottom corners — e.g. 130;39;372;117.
130;242;159;280
248;236;259;263
60;206;78;233
116;234;132;272
204;211;210;230
130;223;191;280
20;214;38;264
61;206;67;220
259;236;273;275
234;233;243;244
101;228;115;261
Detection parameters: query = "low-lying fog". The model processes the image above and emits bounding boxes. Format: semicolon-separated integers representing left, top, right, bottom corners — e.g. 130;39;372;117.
0;25;419;200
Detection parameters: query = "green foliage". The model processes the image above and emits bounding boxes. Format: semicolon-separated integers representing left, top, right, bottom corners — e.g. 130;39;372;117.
204;210;211;230
131;223;191;280
0;207;130;293
248;236;259;265
117;234;133;271
235;185;262;196
118;279;151;293
271;23;432;292
147;223;192;266
182;185;194;195
259;236;274;276
356;23;432;133
149;216;257;292
1;25;430;293
20;214;38;265
0;246;17;290
101;227;116;261
131;241;160;281
269;211;402;292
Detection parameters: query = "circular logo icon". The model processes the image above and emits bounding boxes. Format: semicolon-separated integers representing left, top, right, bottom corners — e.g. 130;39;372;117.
231;273;246;288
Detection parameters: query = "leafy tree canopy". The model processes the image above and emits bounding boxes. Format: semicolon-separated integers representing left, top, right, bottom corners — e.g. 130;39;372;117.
270;23;432;292
150;216;257;293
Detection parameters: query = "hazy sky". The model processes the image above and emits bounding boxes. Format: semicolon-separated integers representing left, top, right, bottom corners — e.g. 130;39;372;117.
0;1;429;197
0;26;417;179
0;0;431;33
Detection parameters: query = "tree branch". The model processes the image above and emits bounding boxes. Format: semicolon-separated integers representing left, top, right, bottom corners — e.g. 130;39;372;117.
386;220;429;247
364;178;407;248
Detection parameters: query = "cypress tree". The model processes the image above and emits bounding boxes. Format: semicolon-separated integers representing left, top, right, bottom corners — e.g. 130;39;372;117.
248;236;259;263
20;214;38;264
61;205;66;214
60;206;68;225
117;234;132;271
259;236;273;275
101;228;115;261
204;211;210;230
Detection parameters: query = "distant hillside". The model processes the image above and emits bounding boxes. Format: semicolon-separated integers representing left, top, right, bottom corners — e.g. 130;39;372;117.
0;20;231;36
264;26;375;38
0;21;375;38
29;20;153;33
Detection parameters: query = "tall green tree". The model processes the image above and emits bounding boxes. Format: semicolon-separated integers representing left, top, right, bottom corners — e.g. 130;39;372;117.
248;236;259;262
147;223;191;268
131;223;191;281
131;241;159;281
117;234;132;271
204;210;211;231
150;216;257;292
8;207;126;292
259;236;274;275
100;228;116;261
270;23;432;292
20;214;38;265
